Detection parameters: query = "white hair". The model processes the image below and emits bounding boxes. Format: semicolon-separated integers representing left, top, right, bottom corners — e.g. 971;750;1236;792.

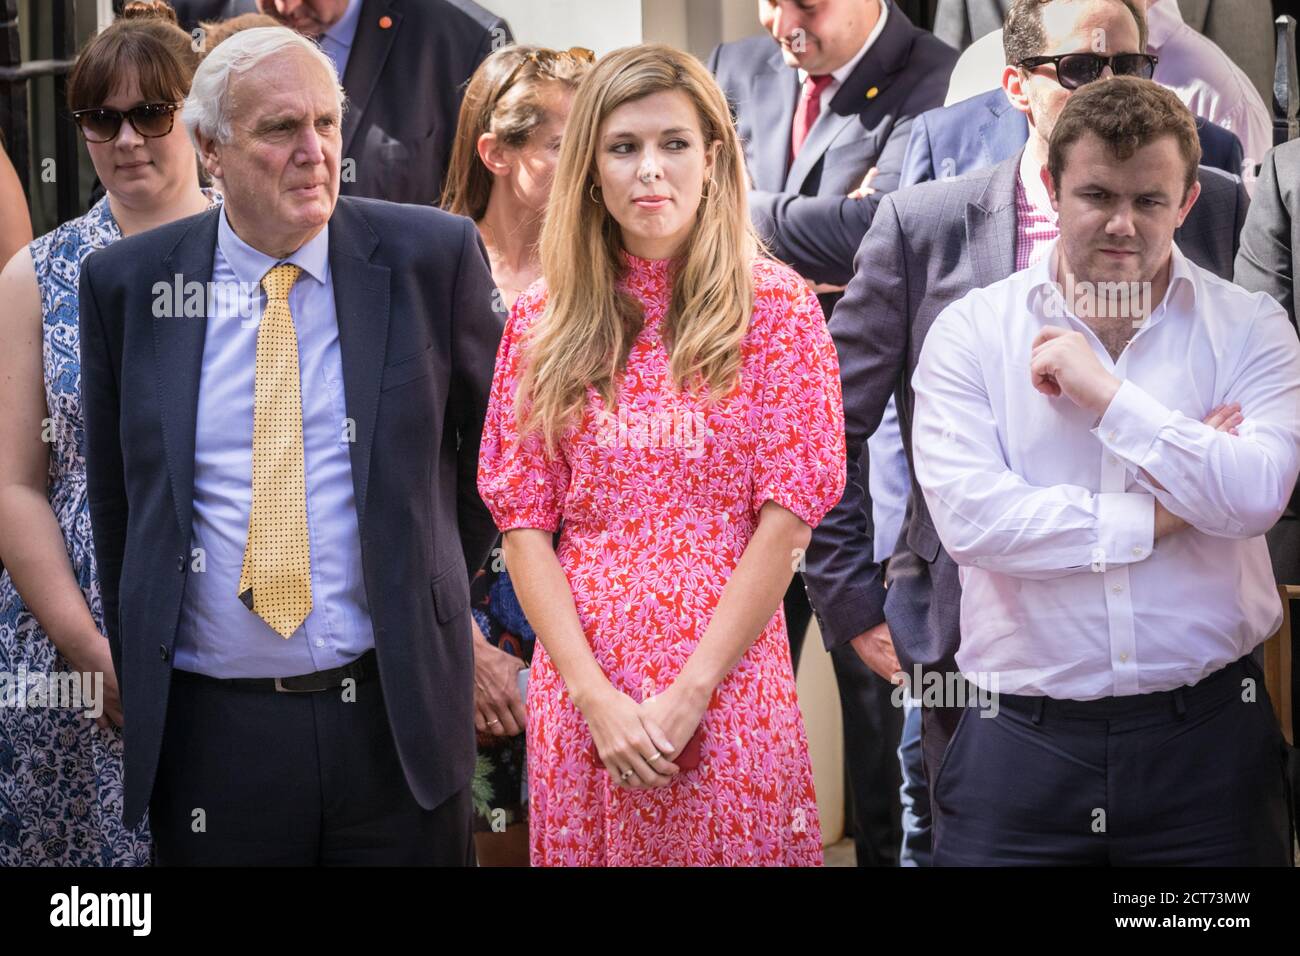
183;26;345;147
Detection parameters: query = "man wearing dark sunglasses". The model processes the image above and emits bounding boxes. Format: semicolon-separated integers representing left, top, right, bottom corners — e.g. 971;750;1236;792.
938;0;1269;187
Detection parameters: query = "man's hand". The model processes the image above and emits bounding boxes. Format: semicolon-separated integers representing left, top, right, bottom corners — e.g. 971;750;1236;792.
471;618;526;736
1153;499;1188;538
847;166;878;200
849;619;903;683
1030;326;1121;416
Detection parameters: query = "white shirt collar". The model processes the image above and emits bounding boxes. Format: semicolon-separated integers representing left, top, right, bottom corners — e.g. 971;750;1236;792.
1144;0;1183;53
798;0;889;86
1024;238;1198;323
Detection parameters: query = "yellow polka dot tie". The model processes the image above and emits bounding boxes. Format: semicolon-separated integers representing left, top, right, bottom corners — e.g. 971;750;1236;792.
238;263;313;638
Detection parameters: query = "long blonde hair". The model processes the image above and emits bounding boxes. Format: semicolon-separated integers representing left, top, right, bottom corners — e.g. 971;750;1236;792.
518;44;758;452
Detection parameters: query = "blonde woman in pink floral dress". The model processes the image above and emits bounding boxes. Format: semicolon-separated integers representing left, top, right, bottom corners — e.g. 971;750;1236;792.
477;44;846;866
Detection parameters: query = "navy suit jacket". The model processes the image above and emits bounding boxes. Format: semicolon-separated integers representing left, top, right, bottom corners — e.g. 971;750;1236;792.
899;87;1246;189
171;0;511;205
79;197;503;827
708;3;958;286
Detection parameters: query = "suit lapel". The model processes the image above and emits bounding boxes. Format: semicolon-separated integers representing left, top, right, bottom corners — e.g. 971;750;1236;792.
750;48;799;192
328;199;391;532
978;92;1028;171
155;208;221;542
965;155;1020;290
341;0;401;159
783;5;914;193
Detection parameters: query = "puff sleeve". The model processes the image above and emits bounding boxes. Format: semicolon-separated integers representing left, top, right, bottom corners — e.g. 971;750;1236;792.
477;283;571;533
748;266;847;526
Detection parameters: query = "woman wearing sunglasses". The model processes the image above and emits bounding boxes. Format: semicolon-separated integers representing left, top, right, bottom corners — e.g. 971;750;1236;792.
442;43;594;866
0;0;216;866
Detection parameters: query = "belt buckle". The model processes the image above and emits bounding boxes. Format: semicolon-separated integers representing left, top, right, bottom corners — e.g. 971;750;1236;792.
273;676;316;693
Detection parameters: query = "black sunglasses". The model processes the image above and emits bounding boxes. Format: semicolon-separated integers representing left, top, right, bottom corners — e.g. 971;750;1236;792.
71;102;182;143
1017;53;1158;90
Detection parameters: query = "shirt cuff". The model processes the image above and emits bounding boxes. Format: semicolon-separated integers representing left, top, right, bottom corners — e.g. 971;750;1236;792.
1095;491;1155;570
1094;378;1172;467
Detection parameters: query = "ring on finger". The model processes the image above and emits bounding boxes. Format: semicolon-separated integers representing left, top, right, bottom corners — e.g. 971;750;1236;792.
646;752;662;762
487;717;502;726
619;768;635;781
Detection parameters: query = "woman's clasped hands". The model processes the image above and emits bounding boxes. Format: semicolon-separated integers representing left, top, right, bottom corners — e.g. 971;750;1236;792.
582;680;709;789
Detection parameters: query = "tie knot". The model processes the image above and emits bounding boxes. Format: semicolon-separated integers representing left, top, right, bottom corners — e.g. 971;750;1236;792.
804;74;833;97
261;263;302;302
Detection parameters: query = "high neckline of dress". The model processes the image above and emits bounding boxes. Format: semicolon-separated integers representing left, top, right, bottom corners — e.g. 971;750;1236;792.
620;250;679;282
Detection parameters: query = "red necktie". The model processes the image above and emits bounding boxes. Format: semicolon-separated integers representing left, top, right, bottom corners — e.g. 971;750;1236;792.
790;74;834;163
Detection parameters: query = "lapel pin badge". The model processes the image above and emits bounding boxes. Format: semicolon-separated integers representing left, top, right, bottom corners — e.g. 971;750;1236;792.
379;15;393;29
866;86;879;99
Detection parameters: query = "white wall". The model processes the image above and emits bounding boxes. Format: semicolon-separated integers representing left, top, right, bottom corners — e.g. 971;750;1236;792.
478;0;645;55
477;0;765;57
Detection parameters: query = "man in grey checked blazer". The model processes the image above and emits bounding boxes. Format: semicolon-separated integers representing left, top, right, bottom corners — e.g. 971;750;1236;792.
800;148;1246;858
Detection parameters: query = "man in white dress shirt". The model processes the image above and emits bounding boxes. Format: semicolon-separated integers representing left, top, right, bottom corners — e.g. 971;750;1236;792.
943;0;1270;188
913;77;1298;865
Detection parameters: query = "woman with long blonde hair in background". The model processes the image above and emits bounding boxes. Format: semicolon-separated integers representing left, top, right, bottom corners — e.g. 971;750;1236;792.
478;43;846;866
443;42;593;866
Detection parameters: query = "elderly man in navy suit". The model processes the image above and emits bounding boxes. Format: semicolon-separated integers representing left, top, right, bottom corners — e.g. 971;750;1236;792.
709;0;956;868
79;26;501;865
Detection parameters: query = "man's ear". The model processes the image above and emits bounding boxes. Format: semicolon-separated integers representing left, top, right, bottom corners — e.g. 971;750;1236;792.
1002;63;1030;115
1175;177;1202;228
476;131;512;178
1041;161;1061;213
196;131;222;182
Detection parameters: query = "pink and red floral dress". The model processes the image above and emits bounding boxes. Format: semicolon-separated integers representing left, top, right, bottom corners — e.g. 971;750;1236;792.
477;253;845;866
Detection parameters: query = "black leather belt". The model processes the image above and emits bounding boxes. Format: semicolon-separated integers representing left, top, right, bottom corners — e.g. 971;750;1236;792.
172;649;378;693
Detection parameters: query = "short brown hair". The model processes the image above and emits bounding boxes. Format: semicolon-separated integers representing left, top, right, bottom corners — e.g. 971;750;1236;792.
441;45;594;221
1004;0;1147;66
67;1;198;112
1048;76;1201;197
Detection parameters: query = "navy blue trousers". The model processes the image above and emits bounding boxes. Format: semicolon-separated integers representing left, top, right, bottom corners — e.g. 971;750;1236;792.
150;666;474;866
932;656;1293;866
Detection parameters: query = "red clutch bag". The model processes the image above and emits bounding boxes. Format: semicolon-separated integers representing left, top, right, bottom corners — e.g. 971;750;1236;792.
589;724;705;772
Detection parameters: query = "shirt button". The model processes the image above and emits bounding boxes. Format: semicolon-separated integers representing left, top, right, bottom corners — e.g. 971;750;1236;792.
1119;652;1129;662
1111;584;1124;593
1107;430;1118;442
1131;546;1143;557
314;639;325;648
1109;455;1119;465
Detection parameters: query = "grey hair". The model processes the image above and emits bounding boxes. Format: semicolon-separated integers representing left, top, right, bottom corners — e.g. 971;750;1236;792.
182;26;345;147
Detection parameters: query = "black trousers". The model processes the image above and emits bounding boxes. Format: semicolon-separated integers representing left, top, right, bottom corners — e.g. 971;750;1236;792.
931;656;1293;866
150;666;475;866
786;581;903;866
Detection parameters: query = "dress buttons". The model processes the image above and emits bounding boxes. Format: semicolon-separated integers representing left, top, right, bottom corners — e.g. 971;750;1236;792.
159;644;170;662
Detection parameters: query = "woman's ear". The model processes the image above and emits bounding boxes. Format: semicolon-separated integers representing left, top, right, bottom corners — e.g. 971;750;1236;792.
476;131;514;178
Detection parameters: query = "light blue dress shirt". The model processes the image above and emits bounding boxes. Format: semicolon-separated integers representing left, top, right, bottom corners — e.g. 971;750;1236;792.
319;0;363;81
175;208;376;678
